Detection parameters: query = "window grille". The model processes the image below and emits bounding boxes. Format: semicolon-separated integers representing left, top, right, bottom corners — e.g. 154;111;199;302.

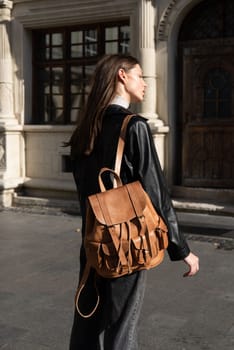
32;21;130;124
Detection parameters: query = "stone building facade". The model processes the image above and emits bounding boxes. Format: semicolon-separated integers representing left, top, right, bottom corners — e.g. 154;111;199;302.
0;0;234;207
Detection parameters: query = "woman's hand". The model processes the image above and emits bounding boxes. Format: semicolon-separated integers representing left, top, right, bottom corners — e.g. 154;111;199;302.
183;252;199;277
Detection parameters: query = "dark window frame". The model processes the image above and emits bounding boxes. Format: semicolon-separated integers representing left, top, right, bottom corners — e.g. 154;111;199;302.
32;20;130;125
203;68;232;119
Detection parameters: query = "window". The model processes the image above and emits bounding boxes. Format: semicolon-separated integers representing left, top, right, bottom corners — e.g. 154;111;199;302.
61;155;72;173
179;0;234;41
204;68;231;119
32;21;130;125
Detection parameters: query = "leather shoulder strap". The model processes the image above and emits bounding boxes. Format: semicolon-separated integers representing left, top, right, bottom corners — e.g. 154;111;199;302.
114;114;135;176
75;263;100;318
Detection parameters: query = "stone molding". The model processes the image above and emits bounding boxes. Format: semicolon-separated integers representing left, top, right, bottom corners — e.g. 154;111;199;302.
23;125;75;133
0;0;13;10
157;0;203;41
12;0;138;27
158;0;179;41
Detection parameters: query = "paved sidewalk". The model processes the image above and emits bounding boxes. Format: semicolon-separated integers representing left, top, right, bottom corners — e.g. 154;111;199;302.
0;209;234;350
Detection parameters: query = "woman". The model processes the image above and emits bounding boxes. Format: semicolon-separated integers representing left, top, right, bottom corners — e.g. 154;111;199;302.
69;54;199;350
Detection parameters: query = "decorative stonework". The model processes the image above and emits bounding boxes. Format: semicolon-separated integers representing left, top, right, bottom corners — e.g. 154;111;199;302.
0;0;13;18
158;0;179;41
157;0;206;41
0;0;13;9
0;135;6;169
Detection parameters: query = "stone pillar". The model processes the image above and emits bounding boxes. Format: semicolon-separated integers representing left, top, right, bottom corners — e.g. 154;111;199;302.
0;0;15;125
134;0;169;169
0;0;23;207
137;0;158;122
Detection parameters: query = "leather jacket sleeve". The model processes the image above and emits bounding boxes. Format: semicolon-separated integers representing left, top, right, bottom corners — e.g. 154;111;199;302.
122;116;190;261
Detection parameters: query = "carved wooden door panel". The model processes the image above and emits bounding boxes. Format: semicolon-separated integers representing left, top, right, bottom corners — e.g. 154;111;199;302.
181;42;234;188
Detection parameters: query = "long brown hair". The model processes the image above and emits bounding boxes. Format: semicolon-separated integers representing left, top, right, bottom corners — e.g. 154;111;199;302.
69;54;139;158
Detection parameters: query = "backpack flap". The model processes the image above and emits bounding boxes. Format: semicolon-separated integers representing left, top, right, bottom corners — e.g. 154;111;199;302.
88;180;146;226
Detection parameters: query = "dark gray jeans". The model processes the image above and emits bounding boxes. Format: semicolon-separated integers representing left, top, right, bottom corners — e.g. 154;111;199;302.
69;268;146;350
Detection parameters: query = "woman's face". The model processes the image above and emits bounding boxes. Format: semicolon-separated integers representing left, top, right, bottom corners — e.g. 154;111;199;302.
124;64;147;103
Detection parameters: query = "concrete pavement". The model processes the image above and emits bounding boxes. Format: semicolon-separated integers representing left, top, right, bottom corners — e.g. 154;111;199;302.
0;208;234;350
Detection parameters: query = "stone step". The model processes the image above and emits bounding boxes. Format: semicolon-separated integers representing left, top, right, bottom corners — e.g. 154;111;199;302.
173;199;234;217
174;202;234;240
12;194;234;226
12;194;80;215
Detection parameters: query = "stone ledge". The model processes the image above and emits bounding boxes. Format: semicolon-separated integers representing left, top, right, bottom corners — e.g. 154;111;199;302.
12;194;80;215
173;199;234;217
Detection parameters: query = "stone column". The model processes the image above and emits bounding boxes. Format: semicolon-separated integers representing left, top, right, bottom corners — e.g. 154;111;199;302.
0;0;15;125
134;0;168;169
136;1;159;123
0;0;23;207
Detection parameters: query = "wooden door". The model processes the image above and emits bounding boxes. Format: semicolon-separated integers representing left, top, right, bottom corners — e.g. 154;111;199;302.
180;41;234;188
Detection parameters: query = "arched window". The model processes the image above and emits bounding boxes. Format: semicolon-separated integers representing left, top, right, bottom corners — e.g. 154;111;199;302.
179;0;234;41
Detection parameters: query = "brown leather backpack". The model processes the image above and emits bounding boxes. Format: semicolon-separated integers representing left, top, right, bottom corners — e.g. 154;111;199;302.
75;114;168;317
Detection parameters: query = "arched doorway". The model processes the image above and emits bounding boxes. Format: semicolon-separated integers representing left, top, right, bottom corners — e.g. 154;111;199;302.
178;0;234;189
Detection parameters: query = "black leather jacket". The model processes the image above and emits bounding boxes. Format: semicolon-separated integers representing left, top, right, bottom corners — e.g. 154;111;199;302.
72;104;190;261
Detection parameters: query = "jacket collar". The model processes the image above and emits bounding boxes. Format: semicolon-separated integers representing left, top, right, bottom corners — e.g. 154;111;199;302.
109;95;130;109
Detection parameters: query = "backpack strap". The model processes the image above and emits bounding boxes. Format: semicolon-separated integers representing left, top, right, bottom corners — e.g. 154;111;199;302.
114;114;135;177
75;263;100;318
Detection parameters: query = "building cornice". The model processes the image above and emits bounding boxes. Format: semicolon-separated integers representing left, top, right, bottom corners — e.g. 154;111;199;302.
12;0;138;27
